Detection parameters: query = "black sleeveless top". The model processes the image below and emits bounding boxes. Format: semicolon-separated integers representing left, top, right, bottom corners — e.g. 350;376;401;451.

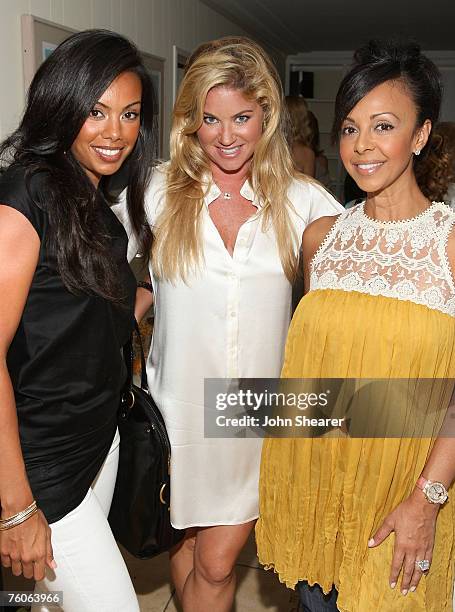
0;166;136;523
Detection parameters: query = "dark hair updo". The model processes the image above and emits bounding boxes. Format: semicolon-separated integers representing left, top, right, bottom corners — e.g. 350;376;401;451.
332;39;447;200
332;40;451;200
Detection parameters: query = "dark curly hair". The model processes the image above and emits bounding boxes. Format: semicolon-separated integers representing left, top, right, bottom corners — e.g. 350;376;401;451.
415;122;455;201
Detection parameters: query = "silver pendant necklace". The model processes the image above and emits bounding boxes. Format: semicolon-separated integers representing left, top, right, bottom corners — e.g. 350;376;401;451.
214;181;234;200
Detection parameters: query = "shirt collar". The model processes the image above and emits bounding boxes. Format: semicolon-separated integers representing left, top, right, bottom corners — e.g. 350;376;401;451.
202;175;260;208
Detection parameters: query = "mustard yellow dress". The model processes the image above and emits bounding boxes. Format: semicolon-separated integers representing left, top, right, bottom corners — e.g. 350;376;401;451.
256;202;455;612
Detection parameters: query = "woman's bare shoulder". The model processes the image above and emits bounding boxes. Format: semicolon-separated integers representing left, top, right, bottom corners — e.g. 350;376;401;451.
302;214;340;261
292;142;316;176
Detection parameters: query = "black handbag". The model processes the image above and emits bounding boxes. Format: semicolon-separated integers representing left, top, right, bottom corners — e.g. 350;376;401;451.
108;322;185;558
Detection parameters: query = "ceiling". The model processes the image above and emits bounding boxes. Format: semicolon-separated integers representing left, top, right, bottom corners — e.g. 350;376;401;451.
202;0;455;55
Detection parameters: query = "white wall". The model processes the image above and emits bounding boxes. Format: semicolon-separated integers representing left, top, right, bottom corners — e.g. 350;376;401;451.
0;0;253;153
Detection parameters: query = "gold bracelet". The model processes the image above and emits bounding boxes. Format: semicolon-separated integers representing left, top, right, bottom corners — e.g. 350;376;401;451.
0;501;38;531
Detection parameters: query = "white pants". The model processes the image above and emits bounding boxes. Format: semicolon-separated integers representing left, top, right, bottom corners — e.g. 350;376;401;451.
32;429;139;612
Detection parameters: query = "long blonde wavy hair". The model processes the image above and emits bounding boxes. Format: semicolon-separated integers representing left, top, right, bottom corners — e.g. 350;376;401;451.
152;36;307;282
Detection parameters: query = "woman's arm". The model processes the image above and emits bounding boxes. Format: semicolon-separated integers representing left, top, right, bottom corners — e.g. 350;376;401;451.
316;154;329;173
292;142;316;177
420;387;455;487
135;274;154;323
0;205;54;581
369;411;455;597
369;227;455;595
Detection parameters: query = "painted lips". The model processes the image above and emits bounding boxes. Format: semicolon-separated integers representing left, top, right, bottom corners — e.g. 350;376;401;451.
92;146;124;163
353;161;384;175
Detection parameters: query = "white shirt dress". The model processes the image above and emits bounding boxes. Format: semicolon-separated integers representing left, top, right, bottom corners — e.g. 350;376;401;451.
113;166;343;529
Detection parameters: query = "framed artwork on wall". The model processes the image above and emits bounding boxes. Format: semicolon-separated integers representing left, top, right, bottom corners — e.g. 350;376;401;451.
172;45;190;105
21;14;75;91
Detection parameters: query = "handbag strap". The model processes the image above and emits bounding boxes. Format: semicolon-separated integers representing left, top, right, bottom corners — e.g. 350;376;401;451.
124;320;149;392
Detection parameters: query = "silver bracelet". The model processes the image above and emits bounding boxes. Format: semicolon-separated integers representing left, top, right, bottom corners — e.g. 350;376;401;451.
0;500;38;530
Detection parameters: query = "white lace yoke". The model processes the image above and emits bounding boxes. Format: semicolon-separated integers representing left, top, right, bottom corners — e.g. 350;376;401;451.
311;202;455;317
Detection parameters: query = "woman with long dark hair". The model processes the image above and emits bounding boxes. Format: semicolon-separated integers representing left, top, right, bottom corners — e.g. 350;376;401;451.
0;29;155;611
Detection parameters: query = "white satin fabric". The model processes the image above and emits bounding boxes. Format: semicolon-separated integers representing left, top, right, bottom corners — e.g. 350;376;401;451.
113;165;343;528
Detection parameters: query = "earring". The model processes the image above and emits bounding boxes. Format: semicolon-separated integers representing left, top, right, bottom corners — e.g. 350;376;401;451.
414;149;421;156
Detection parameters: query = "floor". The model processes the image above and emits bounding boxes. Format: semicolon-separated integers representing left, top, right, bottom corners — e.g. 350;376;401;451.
3;543;455;611
2;533;300;611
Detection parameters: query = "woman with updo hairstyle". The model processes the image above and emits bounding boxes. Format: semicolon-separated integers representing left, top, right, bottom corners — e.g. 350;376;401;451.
257;40;455;611
117;35;342;611
0;29;156;611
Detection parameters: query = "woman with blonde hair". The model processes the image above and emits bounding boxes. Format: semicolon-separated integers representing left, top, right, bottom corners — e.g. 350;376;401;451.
285;95;316;176
115;35;342;611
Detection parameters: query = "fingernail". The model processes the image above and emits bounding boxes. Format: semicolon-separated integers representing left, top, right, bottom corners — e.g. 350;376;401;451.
368;538;375;547
402;589;408;596
390;582;396;589
410;586;416;592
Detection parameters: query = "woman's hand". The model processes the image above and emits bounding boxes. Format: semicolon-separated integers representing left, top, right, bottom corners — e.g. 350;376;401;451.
368;488;439;595
134;285;153;324
0;509;55;581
